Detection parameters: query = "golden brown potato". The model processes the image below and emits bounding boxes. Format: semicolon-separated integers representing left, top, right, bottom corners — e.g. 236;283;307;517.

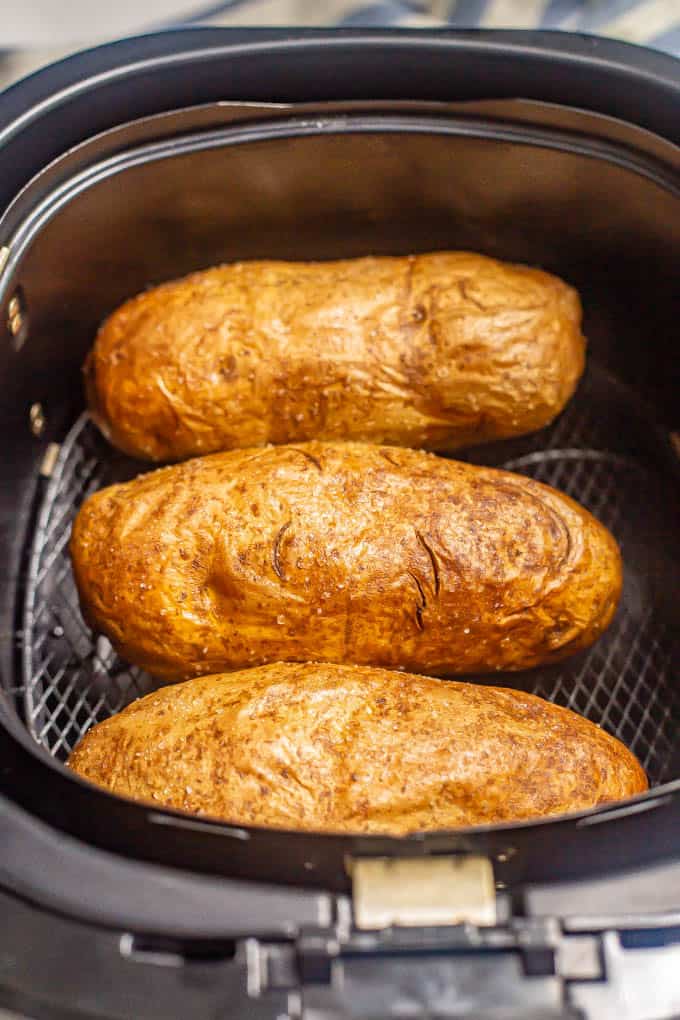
70;442;621;681
85;252;585;461
68;662;647;833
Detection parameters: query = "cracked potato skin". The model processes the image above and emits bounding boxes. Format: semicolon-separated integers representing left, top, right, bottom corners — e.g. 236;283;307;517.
68;662;647;834
70;442;622;681
85;252;585;461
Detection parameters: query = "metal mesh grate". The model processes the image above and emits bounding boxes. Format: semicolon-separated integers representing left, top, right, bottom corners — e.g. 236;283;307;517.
16;364;680;783
497;450;679;784
21;424;156;759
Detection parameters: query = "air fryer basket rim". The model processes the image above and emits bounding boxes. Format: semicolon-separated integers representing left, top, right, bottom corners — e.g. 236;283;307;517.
2;111;679;892
0;26;679;217
0;28;678;897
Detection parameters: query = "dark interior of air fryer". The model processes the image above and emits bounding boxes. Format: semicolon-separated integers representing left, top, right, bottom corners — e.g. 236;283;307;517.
6;112;680;812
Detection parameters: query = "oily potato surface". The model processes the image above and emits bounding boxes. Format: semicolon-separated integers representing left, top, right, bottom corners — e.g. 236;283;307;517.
68;662;647;833
85;252;585;461
70;442;622;681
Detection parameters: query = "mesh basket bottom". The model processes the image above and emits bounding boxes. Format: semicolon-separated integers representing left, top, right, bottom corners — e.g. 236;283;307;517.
18;362;680;783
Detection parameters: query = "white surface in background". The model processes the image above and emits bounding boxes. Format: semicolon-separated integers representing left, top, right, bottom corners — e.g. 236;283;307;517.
2;0;203;46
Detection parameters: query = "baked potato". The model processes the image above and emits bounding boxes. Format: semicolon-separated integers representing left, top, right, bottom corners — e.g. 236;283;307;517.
68;662;647;834
85;251;585;461
70;442;622;680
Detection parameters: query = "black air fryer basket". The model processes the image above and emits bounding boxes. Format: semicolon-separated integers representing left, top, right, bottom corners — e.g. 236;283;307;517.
0;28;679;1020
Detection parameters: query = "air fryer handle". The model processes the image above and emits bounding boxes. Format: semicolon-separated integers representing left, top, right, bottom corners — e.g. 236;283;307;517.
296;943;574;1019
298;985;582;1020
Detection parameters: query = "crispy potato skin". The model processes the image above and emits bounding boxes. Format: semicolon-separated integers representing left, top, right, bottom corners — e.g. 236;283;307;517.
70;442;622;681
68;662;647;834
85;252;585;461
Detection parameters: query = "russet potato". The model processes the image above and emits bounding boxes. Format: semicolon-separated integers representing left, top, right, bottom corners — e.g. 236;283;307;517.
70;442;621;681
68;662;647;834
85;252;585;461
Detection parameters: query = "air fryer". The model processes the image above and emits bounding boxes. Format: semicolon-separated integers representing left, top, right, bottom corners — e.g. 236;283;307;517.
0;28;678;1020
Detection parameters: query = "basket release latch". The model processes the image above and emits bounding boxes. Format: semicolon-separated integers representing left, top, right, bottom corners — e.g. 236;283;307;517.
349;855;496;929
